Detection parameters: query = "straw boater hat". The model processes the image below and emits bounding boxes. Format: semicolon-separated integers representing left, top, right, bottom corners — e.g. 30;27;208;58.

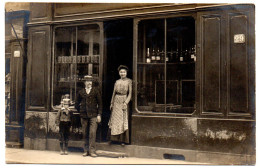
117;65;128;71
83;75;93;81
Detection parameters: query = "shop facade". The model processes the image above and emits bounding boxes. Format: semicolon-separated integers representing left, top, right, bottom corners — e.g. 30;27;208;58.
23;3;255;164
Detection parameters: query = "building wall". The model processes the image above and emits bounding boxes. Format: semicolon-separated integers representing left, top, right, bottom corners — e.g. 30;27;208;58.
5;2;30;12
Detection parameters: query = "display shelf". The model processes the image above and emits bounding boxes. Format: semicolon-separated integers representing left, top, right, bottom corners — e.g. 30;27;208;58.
55;62;99;65
137;62;195;65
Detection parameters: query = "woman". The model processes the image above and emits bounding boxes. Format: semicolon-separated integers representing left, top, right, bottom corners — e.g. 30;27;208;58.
109;65;132;145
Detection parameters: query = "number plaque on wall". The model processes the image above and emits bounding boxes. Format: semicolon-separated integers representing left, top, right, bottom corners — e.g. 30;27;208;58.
234;34;245;43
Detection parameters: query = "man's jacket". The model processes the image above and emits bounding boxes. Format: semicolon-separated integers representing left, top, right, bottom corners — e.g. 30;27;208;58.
75;87;102;118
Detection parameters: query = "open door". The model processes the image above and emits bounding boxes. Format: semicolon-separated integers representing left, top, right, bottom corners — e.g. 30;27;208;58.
101;19;133;142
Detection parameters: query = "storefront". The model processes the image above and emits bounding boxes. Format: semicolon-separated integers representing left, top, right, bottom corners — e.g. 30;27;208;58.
24;3;255;164
5;9;29;148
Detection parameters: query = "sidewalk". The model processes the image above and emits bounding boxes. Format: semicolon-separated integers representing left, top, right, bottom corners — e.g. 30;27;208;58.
5;147;205;165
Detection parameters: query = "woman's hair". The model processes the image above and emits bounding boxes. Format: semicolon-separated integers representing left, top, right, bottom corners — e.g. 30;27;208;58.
117;65;129;72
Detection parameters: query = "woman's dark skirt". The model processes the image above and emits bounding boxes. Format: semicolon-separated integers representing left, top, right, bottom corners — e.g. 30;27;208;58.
107;129;129;144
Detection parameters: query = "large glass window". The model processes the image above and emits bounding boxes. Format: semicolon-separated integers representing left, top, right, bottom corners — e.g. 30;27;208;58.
52;24;101;109
137;17;195;113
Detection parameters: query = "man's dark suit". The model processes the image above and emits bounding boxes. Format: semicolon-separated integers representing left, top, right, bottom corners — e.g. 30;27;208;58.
75;87;102;155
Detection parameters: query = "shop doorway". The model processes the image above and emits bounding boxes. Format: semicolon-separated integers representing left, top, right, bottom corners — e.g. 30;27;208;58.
100;19;133;142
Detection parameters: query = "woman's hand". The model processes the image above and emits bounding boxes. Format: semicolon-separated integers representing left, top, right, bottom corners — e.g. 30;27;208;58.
122;102;127;110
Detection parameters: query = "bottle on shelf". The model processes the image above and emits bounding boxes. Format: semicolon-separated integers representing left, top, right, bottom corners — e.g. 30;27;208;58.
175;49;179;62
82;55;86;63
184;49;188;62
160;50;165;63
190;45;196;62
151;49;156;63
194;45;196;61
156;49;161;62
58;56;62;63
179;49;183;62
146;48;151;63
167;51;172;63
165;51;169;62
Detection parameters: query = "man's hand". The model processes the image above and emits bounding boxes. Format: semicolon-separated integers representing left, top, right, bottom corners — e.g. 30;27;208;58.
97;115;101;123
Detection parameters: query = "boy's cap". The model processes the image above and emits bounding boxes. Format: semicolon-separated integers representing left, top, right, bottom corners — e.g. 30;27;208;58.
63;98;70;105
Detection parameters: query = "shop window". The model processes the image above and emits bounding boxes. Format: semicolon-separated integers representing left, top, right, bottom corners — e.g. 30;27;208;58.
52;24;101;109
137;17;195;113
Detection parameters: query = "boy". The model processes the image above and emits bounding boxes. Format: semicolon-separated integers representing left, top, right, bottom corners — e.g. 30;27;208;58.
56;97;73;155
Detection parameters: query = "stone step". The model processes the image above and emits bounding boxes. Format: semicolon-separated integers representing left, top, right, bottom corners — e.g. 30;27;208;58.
6;142;23;148
96;150;128;158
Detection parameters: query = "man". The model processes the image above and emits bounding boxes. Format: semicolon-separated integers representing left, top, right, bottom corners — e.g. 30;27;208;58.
75;75;102;157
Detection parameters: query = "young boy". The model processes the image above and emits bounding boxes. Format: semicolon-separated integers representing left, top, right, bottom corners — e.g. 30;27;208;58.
56;97;73;155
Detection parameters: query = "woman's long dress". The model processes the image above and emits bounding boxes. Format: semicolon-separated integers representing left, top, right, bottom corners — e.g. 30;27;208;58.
109;78;132;143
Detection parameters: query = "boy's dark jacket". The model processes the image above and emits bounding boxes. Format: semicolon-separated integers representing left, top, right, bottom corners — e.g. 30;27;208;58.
75;87;102;118
56;107;73;124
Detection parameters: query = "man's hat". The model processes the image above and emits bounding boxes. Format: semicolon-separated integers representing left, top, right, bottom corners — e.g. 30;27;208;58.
117;65;129;71
83;75;93;81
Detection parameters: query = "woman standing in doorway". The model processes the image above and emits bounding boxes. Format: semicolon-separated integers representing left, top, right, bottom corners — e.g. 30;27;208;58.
109;65;132;145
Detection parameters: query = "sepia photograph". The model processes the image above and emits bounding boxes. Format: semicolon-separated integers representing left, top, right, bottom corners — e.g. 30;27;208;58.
3;0;256;166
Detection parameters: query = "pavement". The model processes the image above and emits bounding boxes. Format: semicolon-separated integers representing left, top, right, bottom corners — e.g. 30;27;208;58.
5;147;206;165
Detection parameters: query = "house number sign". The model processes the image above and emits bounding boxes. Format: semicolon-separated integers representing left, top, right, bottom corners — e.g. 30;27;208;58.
234;34;245;43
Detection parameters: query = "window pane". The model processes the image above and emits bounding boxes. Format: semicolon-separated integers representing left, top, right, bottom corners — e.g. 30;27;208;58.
137;19;165;112
52;24;101;109
77;25;100;91
137;64;165;112
166;17;195;113
53;27;76;108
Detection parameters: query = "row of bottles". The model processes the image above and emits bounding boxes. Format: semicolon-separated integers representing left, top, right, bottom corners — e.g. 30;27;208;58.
145;46;196;63
59;73;98;82
57;55;99;64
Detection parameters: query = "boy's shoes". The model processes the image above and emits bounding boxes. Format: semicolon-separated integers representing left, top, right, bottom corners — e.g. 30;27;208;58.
82;152;88;157
60;150;64;155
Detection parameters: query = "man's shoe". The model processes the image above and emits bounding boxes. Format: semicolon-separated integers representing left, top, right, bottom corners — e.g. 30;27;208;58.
82;152;88;157
64;150;68;155
89;153;97;157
